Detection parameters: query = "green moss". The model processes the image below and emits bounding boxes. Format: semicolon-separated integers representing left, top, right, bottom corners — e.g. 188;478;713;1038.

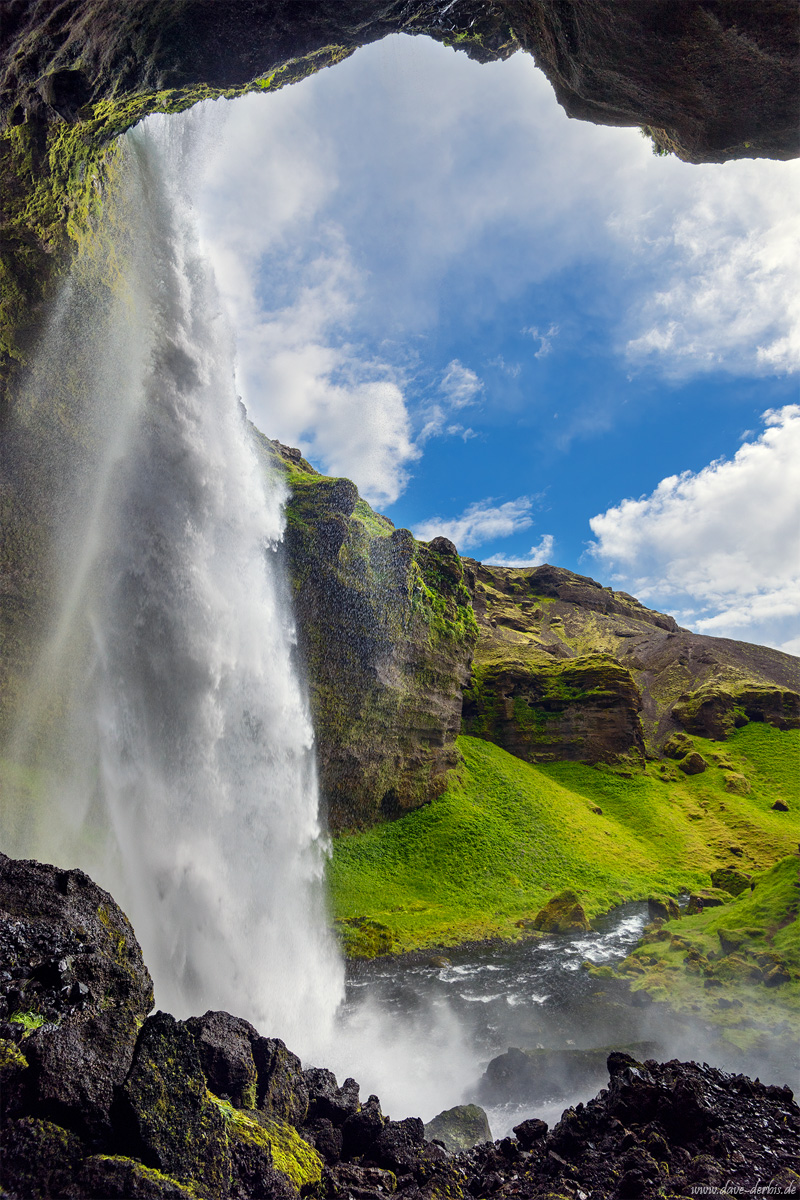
209;1094;323;1190
0;1038;29;1070
329;726;800;954
89;1157;203;1199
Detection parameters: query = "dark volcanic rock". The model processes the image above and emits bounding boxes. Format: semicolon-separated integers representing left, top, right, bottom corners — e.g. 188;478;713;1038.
0;853;153;1144
118;1011;231;1195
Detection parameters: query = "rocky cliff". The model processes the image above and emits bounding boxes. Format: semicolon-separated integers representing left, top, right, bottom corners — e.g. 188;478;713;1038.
463;560;800;766
2;852;799;1199
1;1;797;395
259;436;477;832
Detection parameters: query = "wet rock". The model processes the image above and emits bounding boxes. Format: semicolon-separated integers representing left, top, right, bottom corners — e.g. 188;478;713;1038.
304;1116;343;1164
512;1117;548;1148
533;890;591;934
424;1104;492;1152
68;1155;201;1198
365;1116;426;1173
252;1036;309;1125
304;1068;359;1126
341;1094;386;1159
0;1115;85;1197
0;853;153;1143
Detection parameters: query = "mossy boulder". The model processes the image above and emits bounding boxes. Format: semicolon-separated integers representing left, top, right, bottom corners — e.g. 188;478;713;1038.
711;868;751;897
725;772;752;795
532;890;591;934
648;896;680;921
679;750;708;775
0;1115;85;1196
71;1155;202;1198
424;1103;492;1152
184;1011;259;1111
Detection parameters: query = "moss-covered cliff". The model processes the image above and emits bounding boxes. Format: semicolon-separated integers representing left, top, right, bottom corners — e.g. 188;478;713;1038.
1;1;797;396
257;435;477;832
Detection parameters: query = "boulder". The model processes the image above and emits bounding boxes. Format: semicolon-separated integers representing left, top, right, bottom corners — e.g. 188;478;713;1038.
533;890;591;934
118;1011;230;1196
724;773;752;795
679;751;708;775
647;896;680;921
0;853;153;1144
772;799;790;812
251;1036;308;1125
424;1104;492;1152
512;1117;548;1148
184;1010;259;1109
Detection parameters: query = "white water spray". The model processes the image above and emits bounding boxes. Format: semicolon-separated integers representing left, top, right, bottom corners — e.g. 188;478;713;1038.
2;115;344;1049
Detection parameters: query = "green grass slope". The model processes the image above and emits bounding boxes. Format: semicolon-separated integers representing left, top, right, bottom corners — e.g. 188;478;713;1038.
328;724;799;956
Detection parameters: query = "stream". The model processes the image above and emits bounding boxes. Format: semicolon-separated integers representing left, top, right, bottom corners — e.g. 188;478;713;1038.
335;903;656;1138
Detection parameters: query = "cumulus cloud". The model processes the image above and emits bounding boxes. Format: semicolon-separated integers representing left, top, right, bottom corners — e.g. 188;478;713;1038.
413;497;534;551
620;161;800;376
588;405;800;651
483;534;555;568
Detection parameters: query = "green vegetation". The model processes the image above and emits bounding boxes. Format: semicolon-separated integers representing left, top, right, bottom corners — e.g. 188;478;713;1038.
607;855;800;1054
9;1010;47;1035
329;725;799;955
209;1095;323;1190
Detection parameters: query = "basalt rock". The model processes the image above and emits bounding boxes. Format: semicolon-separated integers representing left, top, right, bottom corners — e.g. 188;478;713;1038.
0;852;153;1144
532;890;591;934
2;854;799;1199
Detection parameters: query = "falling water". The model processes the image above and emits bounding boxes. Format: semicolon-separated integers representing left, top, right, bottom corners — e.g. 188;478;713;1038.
1;114;344;1049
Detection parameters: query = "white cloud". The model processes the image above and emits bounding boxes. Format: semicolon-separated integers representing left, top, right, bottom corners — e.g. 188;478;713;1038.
523;324;559;359
588;405;800;651
483;534;555;568
439;360;483;408
413;497;534;551
619;161;800;376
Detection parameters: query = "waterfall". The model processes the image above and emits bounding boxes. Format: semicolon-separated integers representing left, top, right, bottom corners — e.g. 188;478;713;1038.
1;113;344;1049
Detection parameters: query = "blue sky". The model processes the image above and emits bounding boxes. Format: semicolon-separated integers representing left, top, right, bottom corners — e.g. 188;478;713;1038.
177;34;800;654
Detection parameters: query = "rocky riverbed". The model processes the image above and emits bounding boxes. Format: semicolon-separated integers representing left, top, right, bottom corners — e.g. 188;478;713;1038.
2;851;799;1199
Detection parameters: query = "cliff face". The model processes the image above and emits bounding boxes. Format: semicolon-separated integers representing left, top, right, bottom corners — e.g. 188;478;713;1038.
463;561;800;765
1;1;797;394
259;437;477;832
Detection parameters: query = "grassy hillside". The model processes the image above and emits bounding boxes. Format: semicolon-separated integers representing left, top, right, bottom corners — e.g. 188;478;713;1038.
328;724;800;956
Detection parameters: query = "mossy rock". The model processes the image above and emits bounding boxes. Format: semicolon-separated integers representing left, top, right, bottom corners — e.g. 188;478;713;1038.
663;733;694;760
648;896;680;921
710;868;751;896
73;1155;201;1198
424;1104;492;1151
119;1012;230;1196
679;751;708;776
210;1095;322;1191
533;890;591;934
724;772;752;795
0;1116;85;1197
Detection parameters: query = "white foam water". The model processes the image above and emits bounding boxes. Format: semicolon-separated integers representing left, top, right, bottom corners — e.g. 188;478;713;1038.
2;113;344;1051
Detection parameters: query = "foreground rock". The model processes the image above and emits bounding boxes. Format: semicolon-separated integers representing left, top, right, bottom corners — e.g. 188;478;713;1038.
2;853;799;1198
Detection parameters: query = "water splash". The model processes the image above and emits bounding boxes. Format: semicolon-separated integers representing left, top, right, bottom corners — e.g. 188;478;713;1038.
2;113;344;1049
